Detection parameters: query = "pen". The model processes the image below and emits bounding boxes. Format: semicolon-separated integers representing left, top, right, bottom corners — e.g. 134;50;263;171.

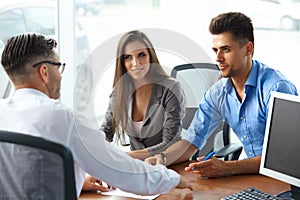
192;151;216;171
202;151;216;161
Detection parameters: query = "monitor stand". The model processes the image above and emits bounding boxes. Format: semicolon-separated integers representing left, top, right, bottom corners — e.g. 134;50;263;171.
291;185;300;199
277;185;300;199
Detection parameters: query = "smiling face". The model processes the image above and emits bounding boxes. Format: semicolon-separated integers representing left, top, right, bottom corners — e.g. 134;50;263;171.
123;40;150;81
212;32;252;79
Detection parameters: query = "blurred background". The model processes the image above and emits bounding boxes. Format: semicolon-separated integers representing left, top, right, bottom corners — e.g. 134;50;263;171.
0;0;299;126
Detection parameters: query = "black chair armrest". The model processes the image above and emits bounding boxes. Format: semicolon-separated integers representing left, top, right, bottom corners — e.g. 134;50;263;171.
215;143;243;161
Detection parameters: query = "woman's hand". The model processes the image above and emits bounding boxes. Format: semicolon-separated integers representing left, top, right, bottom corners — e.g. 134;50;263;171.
82;175;112;192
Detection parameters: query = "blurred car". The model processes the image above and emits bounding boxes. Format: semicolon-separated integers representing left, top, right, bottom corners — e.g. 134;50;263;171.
0;0;91;99
227;0;300;31
0;0;90;64
75;0;104;16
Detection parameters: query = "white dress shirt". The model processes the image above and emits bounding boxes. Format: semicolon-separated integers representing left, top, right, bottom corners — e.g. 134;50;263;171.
0;88;180;197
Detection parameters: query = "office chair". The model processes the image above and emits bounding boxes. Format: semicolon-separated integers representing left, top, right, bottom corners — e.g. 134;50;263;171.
171;63;243;161
0;130;77;200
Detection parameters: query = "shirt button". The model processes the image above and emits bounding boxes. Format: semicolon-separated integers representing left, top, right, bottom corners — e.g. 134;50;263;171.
249;152;253;156
243;135;247;139
240;117;244;120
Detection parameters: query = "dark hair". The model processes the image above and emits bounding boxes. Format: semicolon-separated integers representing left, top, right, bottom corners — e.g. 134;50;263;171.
209;12;254;48
1;33;57;81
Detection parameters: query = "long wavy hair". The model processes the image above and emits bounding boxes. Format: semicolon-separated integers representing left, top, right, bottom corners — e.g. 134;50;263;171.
112;30;169;142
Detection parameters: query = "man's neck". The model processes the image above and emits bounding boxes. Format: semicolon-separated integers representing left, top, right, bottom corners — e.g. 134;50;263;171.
14;83;49;97
231;60;252;102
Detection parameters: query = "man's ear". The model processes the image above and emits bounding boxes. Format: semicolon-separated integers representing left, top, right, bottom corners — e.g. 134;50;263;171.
246;41;254;56
38;65;49;83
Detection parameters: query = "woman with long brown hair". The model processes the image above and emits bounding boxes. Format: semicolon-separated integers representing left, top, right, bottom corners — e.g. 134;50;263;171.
100;30;185;160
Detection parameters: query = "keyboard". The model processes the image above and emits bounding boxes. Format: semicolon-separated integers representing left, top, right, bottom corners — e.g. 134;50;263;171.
221;188;283;200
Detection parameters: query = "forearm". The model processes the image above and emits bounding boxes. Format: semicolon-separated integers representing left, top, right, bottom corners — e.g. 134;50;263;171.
127;149;151;160
226;156;261;176
164;140;198;166
146;133;181;155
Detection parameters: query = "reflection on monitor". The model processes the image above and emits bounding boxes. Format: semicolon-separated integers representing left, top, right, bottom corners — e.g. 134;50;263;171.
260;92;300;199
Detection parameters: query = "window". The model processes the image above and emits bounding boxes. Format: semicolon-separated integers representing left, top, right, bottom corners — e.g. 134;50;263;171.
26;7;55;36
71;0;300;123
1;0;299;124
0;8;26;42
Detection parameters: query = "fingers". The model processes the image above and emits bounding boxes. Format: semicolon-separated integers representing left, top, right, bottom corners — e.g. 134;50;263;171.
156;154;164;165
172;191;193;200
145;157;158;165
183;192;194;200
98;180;116;191
196;156;205;162
145;154;165;165
176;176;193;191
184;160;212;178
185;157;227;178
89;182;110;192
106;184;116;190
82;176;111;192
184;159;208;172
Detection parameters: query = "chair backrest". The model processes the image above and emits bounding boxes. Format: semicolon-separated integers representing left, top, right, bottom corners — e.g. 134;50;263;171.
171;63;221;130
171;63;220;109
171;63;242;160
0;130;77;200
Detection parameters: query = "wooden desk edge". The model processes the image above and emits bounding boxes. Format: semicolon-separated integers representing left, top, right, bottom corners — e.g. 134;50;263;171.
80;161;290;200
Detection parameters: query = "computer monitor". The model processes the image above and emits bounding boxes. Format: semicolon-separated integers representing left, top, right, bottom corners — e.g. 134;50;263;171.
260;91;300;199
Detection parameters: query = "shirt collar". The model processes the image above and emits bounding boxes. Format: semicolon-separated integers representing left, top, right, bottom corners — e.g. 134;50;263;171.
224;60;258;93
14;88;49;98
245;60;258;88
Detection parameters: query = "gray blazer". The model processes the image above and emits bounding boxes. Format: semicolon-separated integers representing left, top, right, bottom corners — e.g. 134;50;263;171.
100;77;186;155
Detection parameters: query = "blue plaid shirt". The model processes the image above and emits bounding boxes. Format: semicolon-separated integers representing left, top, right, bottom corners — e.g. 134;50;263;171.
182;60;298;158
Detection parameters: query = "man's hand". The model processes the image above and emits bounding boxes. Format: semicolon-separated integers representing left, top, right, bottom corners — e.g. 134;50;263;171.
185;156;261;178
184;157;230;178
176;176;193;191
82;175;111;192
144;154;164;165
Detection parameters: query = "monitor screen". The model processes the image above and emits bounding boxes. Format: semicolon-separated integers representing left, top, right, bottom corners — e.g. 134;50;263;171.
260;92;300;188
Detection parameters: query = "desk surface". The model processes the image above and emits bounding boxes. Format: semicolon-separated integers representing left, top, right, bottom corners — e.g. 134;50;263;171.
79;161;290;200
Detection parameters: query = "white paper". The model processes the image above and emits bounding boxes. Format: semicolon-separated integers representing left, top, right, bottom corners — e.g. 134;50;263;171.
100;188;160;199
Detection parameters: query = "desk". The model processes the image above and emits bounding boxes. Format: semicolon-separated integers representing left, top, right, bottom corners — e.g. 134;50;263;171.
79;162;290;200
